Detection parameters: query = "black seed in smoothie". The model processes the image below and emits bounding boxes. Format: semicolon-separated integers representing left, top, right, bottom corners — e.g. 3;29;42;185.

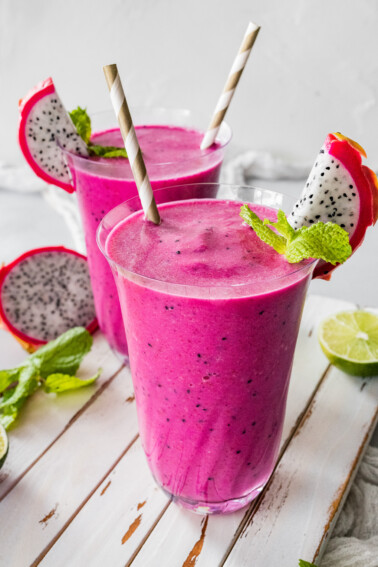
202;376;209;381
166;418;170;422
157;384;162;388
209;428;214;432
182;418;186;422
252;421;256;426
242;429;246;434
148;343;152;347
196;404;201;408
170;306;174;310
187;389;190;394
197;354;201;358
166;444;170;449
282;321;286;326
259;310;264;315
208;477;214;480
247;379;252;384
176;251;181;254
236;450;241;454
202;408;208;411
222;337;227;341
165;306;169;310
175;239;180;242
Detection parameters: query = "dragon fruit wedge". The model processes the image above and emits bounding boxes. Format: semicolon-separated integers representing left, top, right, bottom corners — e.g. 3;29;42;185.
18;77;88;193
0;247;97;352
289;132;378;280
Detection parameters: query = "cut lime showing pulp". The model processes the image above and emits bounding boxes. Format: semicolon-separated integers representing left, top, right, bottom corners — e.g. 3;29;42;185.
0;423;9;469
318;310;378;377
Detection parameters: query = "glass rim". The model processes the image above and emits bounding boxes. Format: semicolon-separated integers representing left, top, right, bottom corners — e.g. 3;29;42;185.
61;107;232;169
96;183;317;294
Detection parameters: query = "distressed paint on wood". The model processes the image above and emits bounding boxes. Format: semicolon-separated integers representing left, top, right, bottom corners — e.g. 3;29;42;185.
38;439;170;567
0;296;376;567
0;332;123;500
0;366;138;567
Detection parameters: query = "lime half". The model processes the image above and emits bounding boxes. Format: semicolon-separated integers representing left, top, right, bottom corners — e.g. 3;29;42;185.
0;423;9;469
318;310;378;377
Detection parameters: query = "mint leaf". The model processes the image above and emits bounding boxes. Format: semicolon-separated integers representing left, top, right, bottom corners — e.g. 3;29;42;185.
240;206;352;265
31;327;93;378
69;107;92;144
0;368;21;393
285;223;352;264
88;144;127;158
299;560;317;567
43;370;101;393
264;209;295;241
0;327;96;429
240;205;287;254
69;106;127;158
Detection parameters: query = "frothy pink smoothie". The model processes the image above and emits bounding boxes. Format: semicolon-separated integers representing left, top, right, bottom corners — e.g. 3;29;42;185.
106;200;313;512
68;125;225;356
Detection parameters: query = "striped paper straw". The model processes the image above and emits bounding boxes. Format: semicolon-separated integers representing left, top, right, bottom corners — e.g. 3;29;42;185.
103;64;160;225
200;21;260;150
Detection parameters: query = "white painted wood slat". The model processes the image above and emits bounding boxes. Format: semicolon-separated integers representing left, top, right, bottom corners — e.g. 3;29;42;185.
0;295;376;567
0;366;138;566
0;332;123;500
39;438;170;567
224;369;378;567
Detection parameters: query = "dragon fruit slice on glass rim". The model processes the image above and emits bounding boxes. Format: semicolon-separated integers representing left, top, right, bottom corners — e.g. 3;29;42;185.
289;132;378;280
18;77;88;193
0;246;98;352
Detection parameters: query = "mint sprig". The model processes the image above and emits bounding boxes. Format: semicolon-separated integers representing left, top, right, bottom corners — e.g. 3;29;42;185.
0;327;100;429
240;205;352;265
299;560;317;567
69;107;127;159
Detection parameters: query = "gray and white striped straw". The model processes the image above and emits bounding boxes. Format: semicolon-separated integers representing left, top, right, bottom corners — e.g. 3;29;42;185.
103;64;160;225
201;22;261;150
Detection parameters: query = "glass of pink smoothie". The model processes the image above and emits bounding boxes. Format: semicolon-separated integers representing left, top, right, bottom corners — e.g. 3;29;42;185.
64;109;231;358
97;183;315;514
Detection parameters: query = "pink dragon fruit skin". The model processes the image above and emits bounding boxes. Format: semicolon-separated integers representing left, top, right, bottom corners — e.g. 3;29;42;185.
289;133;378;280
0;246;98;352
18;77;87;193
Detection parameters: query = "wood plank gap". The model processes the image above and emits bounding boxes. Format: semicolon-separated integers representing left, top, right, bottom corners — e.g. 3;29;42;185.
219;361;333;566
31;433;139;567
126;500;172;567
313;408;378;564
0;363;126;503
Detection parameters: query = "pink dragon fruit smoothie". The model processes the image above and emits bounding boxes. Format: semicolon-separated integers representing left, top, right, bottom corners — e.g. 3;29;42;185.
98;185;315;514
65;110;231;358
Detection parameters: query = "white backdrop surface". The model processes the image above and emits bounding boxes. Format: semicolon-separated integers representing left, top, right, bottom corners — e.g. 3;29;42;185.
1;0;378;166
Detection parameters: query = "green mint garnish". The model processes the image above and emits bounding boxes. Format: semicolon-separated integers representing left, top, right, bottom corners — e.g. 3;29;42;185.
240;205;352;265
69;107;128;159
69;106;91;144
43;370;101;393
87;144;127;158
298;560;317;567
0;327;100;429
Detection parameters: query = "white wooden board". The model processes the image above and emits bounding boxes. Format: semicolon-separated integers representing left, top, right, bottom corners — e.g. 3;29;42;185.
0;295;377;567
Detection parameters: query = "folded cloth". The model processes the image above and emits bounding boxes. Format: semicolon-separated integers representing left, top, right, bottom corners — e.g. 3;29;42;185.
221;150;310;184
320;446;378;566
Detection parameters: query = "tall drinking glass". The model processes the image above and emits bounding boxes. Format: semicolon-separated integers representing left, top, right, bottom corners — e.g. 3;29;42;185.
64;109;231;358
97;184;315;514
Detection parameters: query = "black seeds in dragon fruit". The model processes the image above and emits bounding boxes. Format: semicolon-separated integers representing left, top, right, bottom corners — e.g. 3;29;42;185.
1;252;96;342
289;145;360;235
